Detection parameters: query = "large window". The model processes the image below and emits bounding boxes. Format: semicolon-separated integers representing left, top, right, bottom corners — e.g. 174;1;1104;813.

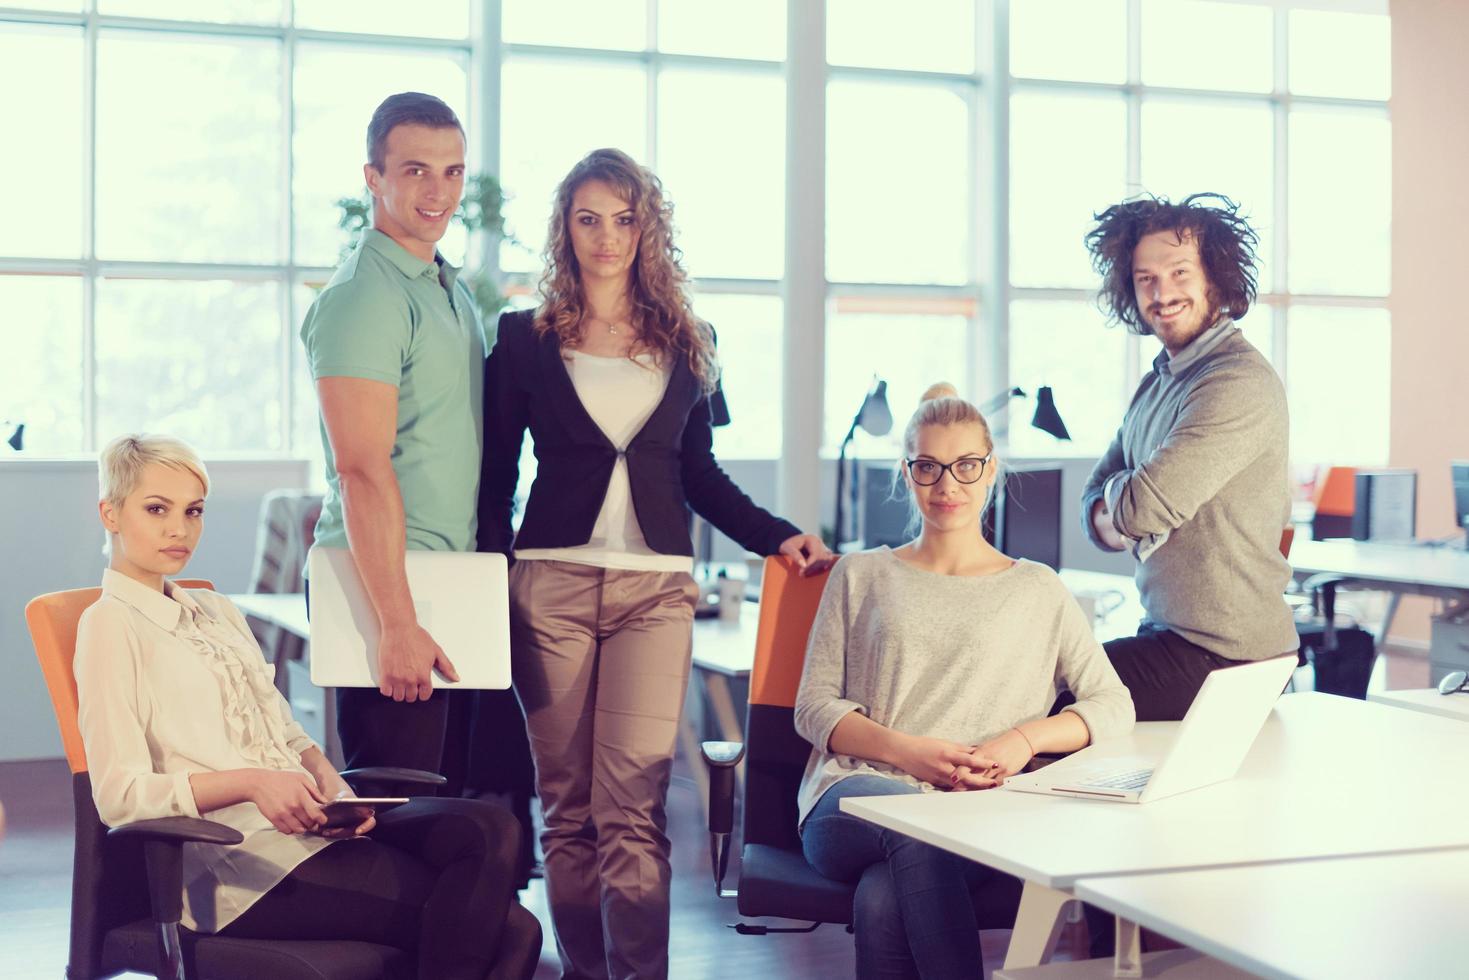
1;1;1392;473
0;3;471;459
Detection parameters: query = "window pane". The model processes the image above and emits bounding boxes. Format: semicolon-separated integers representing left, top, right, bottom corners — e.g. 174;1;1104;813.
0;276;84;453
828;79;969;285
1286;306;1390;467
5;0;79;9
658;68;784;280
827;0;974;74
1289;109;1390;296
294;44;469;268
95;279;283;451
1011;0;1125;84
97;32;283;264
1141;0;1272;93
294;0;468;39
660;0;784;60
1140;98;1276;292
693;293;783;459
1010;90;1127;289
1009;300;1126;457
499;56;647;274
98;0;285;24
1290;10;1390;101
292;280;329;481
502;0;645;50
0;25;83;259
824;310;968;454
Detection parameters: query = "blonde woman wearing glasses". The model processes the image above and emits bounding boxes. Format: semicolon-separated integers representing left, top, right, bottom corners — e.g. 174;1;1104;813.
793;383;1135;979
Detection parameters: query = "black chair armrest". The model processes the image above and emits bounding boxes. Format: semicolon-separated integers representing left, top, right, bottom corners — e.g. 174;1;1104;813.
700;740;744;896
109;818;244;927
340;766;448;796
108;816;244;847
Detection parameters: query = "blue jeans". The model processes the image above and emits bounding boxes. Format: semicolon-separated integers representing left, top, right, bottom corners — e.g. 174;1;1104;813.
802;775;992;979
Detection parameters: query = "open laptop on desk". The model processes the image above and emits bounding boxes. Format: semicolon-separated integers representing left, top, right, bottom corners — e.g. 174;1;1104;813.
1003;653;1297;803
307;547;511;689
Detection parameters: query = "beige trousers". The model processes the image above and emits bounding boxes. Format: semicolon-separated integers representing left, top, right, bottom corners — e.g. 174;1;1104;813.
508;559;698;980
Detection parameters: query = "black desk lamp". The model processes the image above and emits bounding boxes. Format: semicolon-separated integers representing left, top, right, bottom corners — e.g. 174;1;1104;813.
982;386;1071;441
833;378;892;550
4;422;22;452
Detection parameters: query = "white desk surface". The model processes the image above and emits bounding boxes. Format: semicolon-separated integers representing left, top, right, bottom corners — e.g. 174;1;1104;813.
1075;848;1469;980
228;592;309;638
1289;538;1469;592
689;602;762;677
1369;686;1469;722
841;692;1469;889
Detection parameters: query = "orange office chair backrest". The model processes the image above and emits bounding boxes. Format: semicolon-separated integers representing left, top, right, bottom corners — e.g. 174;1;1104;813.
1311;466;1357;540
748;556;833;709
741;556;832;854
26;580;214;774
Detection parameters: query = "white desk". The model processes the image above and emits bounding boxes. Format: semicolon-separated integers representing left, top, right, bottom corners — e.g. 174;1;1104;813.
1075;849;1469;980
229;592;309;638
1289;538;1469;643
1369;686;1469;722
841;693;1469;970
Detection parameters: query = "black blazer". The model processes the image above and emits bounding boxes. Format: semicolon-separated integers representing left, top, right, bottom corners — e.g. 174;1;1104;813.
477;309;800;559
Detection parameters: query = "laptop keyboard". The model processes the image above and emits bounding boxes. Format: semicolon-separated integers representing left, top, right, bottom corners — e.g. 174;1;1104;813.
1081;768;1154;791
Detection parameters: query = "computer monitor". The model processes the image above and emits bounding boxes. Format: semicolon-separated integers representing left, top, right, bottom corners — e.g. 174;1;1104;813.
1351;469;1417;542
1452;462;1469;544
860;463;912;549
861;462;1063;568
987;466;1063;570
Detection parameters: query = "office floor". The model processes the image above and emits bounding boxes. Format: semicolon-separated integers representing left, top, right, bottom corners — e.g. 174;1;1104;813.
0;648;1428;980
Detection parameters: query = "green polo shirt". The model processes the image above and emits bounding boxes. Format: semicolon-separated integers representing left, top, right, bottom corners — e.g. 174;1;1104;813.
301;228;486;556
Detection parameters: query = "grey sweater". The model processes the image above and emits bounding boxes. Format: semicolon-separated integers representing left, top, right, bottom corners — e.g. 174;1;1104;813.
1082;320;1297;662
793;549;1135;824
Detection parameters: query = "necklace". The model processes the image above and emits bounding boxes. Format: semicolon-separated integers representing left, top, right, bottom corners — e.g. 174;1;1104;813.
587;314;628;335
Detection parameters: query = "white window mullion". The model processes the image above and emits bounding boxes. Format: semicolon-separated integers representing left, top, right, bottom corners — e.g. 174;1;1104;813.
82;4;99;452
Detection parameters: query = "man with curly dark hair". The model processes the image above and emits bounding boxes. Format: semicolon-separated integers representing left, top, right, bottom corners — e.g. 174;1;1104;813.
1078;193;1298;724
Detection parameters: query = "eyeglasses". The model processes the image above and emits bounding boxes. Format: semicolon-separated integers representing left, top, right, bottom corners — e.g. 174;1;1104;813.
1438;670;1469;696
905;455;991;487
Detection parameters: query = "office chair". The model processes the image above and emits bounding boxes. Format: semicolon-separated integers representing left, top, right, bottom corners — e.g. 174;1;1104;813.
699;557;1021;936
26;584;541;980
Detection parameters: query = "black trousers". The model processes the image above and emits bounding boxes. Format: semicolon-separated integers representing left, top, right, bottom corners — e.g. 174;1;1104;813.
1100;628;1244;722
221;799;537;979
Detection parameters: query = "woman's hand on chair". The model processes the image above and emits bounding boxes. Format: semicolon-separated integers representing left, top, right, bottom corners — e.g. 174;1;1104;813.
891;734;999;790
778;533;835;576
248;770;330;835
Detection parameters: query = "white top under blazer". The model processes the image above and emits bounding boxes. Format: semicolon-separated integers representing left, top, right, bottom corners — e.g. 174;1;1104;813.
515;349;692;573
74;569;335;932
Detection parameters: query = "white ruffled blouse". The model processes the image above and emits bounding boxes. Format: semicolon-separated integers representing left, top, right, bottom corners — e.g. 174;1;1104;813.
74;569;335;932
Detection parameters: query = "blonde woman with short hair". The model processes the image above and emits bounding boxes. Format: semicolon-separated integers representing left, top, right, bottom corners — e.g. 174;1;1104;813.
793;386;1136;979
75;434;537;978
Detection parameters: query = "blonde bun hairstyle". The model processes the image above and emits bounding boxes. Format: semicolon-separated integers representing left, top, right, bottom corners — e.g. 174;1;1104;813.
901;381;993;458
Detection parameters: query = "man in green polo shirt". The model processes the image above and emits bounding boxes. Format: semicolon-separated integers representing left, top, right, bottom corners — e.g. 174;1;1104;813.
300;91;482;774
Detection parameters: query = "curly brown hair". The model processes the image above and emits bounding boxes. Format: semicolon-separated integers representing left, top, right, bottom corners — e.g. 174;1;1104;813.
1084;192;1260;335
535;148;718;390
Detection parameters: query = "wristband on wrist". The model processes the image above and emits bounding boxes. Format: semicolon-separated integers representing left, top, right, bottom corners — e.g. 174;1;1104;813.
1012;727;1036;756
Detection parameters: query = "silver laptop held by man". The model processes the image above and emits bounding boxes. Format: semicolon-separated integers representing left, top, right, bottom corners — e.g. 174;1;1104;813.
1003;653;1297;804
307;546;511;690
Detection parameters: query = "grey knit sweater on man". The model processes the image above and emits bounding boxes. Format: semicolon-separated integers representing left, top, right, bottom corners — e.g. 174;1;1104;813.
1082;318;1298;662
793;549;1135;825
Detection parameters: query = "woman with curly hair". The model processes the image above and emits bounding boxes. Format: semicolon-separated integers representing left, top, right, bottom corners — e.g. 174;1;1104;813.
477;147;830;979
